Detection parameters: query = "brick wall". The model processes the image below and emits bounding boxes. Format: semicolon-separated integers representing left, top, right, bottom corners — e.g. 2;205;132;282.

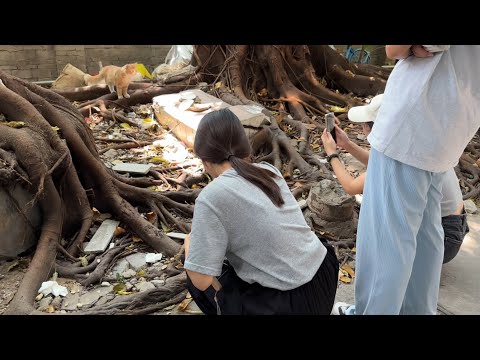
0;45;172;81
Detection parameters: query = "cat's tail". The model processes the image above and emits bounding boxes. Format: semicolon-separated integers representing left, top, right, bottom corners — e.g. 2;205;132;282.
84;73;103;85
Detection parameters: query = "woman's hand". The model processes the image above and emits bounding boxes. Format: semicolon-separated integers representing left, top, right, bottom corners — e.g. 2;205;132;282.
321;128;337;155
411;45;433;58
334;125;351;150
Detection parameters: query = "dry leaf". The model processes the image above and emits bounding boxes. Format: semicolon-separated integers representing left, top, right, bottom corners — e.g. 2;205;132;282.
339;276;352;284
150;157;169;164
191;184;200;189
161;264;168;270
47;305;55;313
214;82;222;89
160;222;171;233
92;208;111;222
132;235;143;243
79;256;88;267
341;264;355;278
113;283;126;294
312;144;321;150
146;212;157;224
117;290;133;295
304;123;317;130
51;126;60;132
297;137;306;142
293;182;305;188
7;260;19;272
177;298;193;311
4;121;25;128
352;247;356;253
329;106;348;113
120;123;131;129
257;88;268;97
114;227;126;237
339;268;349;277
136;270;145;277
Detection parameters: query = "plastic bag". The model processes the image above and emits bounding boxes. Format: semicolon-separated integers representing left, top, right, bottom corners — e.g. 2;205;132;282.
165;45;193;66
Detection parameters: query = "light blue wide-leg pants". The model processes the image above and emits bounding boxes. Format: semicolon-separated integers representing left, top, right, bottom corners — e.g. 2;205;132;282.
354;148;446;315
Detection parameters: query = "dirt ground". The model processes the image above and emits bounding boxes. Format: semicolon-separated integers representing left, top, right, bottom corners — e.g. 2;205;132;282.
0;258;29;314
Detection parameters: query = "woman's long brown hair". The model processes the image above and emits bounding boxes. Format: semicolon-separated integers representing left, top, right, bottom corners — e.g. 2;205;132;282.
194;108;284;207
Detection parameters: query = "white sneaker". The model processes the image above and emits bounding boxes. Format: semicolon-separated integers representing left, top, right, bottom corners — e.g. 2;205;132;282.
331;302;355;315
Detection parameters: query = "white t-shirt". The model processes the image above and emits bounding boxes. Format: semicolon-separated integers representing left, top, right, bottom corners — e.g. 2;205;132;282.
368;45;480;173
441;168;463;217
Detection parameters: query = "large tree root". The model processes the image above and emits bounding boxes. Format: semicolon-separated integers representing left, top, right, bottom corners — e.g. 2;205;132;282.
79;272;187;315
0;71;197;314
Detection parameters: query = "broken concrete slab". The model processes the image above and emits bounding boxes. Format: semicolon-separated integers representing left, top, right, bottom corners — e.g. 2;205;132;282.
151;279;165;288
125;253;147;271
166;232;188;240
95;294;114;307
112;258;130;274
61;292;80;311
103;149;119;159
153;90;267;148
136;281;156;292
51;296;63;310
125;282;134;291
153;90;227;148
122;269;137;279
37;296;53;312
84;219;120;254
78;285;114;308
228;105;270;128
112;163;152;175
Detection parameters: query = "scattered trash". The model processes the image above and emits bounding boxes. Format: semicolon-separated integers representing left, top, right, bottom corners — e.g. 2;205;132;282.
145;253;163;264
38;281;69;297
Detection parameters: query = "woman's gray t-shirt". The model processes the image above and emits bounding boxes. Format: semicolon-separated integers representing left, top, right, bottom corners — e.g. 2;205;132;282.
184;162;327;291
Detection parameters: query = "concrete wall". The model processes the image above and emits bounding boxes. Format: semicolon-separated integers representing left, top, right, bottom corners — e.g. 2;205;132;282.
0;45;171;81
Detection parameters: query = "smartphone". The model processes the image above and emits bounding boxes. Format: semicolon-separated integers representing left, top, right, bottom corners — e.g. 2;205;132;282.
325;112;336;142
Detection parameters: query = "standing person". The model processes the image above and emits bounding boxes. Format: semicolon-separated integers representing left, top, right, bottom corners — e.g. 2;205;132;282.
321;95;469;267
183;108;339;315
333;45;480;315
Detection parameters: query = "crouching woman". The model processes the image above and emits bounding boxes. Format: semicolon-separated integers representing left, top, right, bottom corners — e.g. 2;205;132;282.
184;108;338;315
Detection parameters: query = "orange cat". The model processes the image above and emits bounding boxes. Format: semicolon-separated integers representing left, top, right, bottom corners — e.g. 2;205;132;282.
84;64;137;99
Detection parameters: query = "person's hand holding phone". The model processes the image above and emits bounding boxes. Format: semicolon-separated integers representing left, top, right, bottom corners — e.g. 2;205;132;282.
321;128;337;156
333;124;351;150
